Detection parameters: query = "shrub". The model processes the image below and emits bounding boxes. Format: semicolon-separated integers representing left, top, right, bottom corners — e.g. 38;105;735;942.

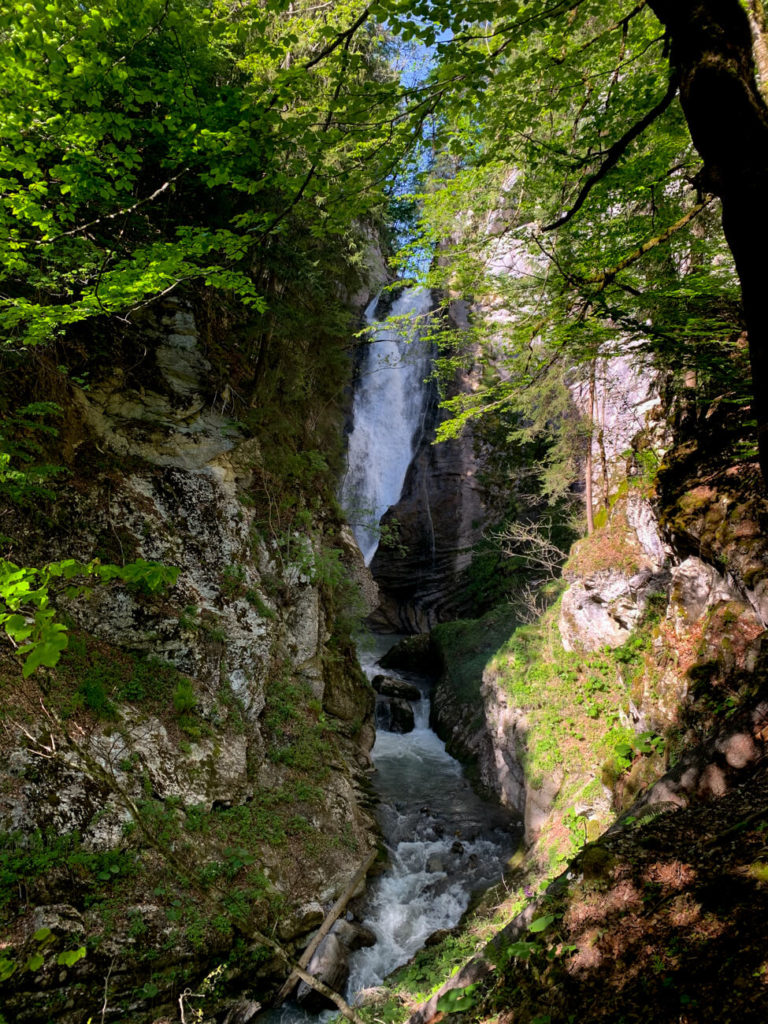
172;679;197;715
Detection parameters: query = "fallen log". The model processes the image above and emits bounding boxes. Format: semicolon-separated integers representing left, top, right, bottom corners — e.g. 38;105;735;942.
275;849;377;1005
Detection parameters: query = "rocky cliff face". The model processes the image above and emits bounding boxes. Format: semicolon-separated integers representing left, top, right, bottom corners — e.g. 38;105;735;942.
0;300;379;1022
427;351;768;856
368;302;491;632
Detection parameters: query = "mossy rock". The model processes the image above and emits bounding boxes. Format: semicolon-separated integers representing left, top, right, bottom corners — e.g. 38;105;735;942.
579;844;615;881
378;633;436;674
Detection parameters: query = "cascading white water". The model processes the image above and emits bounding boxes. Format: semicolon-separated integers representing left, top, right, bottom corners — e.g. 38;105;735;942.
264;642;517;1024
340;287;433;565
346;641;517;999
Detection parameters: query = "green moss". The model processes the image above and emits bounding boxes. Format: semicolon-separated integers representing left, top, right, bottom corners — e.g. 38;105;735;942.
432;604;519;703
496;607;659;786
52;636;199;719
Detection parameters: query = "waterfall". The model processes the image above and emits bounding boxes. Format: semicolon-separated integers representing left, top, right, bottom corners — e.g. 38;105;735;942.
259;294;521;1022
340;287;433;565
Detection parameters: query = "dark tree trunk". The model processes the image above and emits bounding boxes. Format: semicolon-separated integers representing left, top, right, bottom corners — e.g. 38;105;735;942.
648;0;768;484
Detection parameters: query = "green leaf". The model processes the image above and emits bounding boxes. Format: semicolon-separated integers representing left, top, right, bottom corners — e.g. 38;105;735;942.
3;614;32;641
25;952;45;971
0;956;17;981
56;947;86;967
436;983;478;1013
529;914;556;933
21;627;68;676
505;939;538;959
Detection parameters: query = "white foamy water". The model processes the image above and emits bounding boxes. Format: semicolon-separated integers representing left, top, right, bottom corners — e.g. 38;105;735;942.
262;324;520;1024
347;640;517;996
340;288;433;565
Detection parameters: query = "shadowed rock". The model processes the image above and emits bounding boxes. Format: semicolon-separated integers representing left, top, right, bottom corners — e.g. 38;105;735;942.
375;697;415;733
372;674;421;700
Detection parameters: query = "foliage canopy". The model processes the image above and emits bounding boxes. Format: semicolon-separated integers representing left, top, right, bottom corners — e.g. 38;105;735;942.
0;0;407;345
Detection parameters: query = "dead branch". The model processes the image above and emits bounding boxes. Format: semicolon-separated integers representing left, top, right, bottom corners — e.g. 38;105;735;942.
276;850;377;1002
496;517;570;575
581;197;714;285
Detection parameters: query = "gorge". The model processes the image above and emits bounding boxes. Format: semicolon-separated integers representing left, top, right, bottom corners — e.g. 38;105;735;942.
2;3;768;1024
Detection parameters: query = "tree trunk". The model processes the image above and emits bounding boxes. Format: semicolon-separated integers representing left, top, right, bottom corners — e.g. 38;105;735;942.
648;0;768;485
585;364;596;535
748;0;768;96
597;360;610;508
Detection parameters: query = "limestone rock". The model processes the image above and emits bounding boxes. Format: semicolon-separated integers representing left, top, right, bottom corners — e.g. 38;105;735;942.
559;568;669;652
29;904;84;940
331;918;376;950
339;524;379;615
669;556;743;630
625;494;672;571
570;348;665;499
323;656;375;737
277;901;324;942
0;299;380;1023
430;653;530;826
372;674;421;700
287;585;322;669
73;304;239;472
660;461;768;626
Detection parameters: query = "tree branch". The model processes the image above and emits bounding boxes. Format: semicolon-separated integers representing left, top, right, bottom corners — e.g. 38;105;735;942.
581;196;714;285
305;6;371;70
543;71;679;231
34;172;187;246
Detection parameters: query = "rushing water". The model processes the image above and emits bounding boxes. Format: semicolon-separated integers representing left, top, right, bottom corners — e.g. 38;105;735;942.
346;639;519;996
340;288;433;565
267;639;519;1024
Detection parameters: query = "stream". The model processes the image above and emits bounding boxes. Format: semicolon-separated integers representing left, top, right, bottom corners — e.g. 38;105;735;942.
345;638;520;998
267;286;521;1021
270;637;520;1024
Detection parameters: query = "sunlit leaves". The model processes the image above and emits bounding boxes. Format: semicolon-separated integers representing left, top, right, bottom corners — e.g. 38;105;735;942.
436;982;479;1013
0;555;179;677
529;913;556;933
404;0;743;457
0;0;402;346
55;947;86;967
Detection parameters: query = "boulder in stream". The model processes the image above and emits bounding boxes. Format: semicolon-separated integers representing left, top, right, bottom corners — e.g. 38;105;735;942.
375;697;415;733
378;634;436;674
372;674;421;700
332;918;377;949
